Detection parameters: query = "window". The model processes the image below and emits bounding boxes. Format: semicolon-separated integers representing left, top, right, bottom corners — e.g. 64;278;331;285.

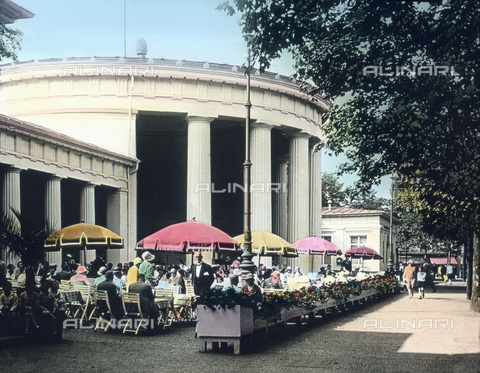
350;235;367;249
322;236;332;242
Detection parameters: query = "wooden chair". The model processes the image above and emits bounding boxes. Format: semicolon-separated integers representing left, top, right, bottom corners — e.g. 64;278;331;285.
185;282;195;296
59;280;71;292
154;288;174;329
92;290;119;332
70;284;91;323
122;293;151;334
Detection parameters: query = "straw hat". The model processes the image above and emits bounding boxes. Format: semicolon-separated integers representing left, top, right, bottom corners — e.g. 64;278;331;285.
142;251;155;262
133;257;142;265
76;265;87;274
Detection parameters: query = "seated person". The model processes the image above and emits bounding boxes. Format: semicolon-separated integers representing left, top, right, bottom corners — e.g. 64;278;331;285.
97;271;124;320
223;273;240;291
323;271;337;286
241;273;263;303
0;280;18;317
263;271;284;290
56;263;72;281
37;281;65;341
16;280;51;334
5;264;16;280
128;273;159;318
69;266;92;286
93;266;108;289
172;269;186;294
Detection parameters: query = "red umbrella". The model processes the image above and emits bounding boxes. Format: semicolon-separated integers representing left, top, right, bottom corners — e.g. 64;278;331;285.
292;237;342;256
136;221;238;252
345;246;383;260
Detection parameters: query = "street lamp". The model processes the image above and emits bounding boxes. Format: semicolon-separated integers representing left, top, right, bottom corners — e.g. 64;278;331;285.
239;61;255;277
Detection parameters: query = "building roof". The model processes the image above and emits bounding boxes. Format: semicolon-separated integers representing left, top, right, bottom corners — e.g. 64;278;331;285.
0;0;34;24
322;206;390;218
0;113;138;165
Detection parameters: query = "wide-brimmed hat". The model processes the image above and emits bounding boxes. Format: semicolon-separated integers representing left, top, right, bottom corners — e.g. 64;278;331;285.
133;257;142;265
142;251;155;262
76;265;87;274
97;266;107;276
245;273;254;279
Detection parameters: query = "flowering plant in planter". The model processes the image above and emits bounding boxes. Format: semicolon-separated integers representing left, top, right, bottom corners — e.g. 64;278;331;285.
196;275;397;318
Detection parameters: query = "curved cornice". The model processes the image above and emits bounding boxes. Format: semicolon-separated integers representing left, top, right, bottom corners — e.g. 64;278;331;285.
0;57;330;112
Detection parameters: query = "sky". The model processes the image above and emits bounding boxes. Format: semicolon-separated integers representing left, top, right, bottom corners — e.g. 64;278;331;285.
6;0;391;198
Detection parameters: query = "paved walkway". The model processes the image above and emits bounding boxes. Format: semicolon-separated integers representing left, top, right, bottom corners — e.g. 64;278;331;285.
336;282;480;355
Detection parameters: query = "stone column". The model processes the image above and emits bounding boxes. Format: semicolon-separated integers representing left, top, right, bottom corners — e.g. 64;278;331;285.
288;133;310;243
2;167;22;265
2;167;22;221
127;171;137;262
45;176;63;265
80;183;97;264
107;188;129;265
273;157;288;239
80;183;96;224
310;143;323;237
250;123;273;232
186;116;213;224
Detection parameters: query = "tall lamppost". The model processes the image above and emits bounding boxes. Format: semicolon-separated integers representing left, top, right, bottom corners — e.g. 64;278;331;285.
239;61;255;277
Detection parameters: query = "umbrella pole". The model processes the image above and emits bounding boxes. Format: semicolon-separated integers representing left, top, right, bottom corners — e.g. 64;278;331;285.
83;244;87;266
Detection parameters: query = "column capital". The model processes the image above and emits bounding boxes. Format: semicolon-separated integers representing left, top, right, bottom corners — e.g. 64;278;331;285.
6;166;26;173
47;174;65;181
288;131;311;139
251;122;274;130
186;116;214;124
311;141;325;152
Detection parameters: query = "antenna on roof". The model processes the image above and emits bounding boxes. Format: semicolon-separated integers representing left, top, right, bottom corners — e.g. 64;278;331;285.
124;0;127;58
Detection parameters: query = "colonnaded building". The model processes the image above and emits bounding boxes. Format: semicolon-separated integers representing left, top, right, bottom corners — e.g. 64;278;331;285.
0;56;329;267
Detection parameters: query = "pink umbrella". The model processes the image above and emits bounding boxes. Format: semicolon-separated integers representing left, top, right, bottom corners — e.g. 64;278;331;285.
136;221;238;252
345;246;383;260
292;237;342;256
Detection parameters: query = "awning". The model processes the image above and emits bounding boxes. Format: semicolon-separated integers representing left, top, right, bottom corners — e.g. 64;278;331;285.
429;257;458;265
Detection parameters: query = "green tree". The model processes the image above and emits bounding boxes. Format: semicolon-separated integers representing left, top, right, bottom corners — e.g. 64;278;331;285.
321;172;345;206
0;210;51;287
0;23;23;61
220;0;480;309
345;186;389;210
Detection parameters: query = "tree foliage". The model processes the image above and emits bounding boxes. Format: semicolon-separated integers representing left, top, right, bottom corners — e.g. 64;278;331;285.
0;24;23;61
0;210;50;285
219;0;479;188
321;172;345;206
220;0;480;308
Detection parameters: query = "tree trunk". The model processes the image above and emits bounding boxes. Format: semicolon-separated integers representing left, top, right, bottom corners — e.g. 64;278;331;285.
471;230;480;311
466;229;473;300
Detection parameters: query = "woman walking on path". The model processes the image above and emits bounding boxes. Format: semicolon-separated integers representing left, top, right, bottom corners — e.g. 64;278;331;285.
403;261;416;299
417;267;426;299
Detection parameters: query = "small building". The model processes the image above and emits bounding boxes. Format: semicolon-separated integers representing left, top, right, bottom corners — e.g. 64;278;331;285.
321;206;397;272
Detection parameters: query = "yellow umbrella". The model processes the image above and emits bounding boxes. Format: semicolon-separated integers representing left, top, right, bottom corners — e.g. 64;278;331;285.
45;223;123;263
233;231;298;257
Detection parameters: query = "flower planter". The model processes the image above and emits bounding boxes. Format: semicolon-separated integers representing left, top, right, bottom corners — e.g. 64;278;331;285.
196;305;254;354
196;305;254;338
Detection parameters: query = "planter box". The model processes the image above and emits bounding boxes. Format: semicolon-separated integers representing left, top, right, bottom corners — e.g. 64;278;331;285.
196;305;254;338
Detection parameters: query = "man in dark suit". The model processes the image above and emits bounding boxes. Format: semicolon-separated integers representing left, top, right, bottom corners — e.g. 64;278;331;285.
128;273;158;318
97;271;124;320
190;252;214;296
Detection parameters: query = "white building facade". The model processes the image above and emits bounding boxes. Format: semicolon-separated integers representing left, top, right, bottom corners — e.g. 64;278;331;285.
0;57;328;264
322;206;396;272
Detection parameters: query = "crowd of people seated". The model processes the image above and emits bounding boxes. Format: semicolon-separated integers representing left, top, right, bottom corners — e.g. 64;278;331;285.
0;251;384;340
